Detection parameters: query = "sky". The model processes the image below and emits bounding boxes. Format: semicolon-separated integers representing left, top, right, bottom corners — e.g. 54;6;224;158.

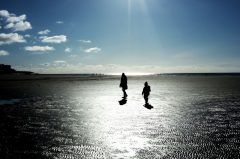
0;0;240;74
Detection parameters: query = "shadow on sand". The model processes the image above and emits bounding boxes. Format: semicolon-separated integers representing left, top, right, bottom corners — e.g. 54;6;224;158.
144;103;153;110
119;97;127;105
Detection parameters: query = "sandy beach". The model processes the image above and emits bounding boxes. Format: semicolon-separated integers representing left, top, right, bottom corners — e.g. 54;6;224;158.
1;75;240;158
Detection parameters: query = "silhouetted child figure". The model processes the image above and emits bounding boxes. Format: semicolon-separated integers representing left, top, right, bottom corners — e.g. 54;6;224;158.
120;73;128;98
142;81;151;104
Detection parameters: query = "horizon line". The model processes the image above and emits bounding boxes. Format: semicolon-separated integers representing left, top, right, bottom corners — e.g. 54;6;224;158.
32;72;240;75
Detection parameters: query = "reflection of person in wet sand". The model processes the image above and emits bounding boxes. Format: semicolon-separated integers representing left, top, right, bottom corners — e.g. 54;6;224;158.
119;73;128;98
142;81;151;104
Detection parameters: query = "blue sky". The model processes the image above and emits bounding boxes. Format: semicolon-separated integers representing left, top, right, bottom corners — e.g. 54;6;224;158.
0;0;240;74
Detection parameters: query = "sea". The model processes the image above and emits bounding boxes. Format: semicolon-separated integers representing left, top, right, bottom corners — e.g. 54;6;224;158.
0;74;240;158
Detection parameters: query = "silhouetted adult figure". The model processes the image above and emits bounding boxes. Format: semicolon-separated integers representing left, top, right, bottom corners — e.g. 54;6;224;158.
142;81;151;104
120;73;128;98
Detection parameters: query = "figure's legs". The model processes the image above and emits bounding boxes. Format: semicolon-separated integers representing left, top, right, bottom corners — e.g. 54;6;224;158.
144;95;148;104
122;88;127;97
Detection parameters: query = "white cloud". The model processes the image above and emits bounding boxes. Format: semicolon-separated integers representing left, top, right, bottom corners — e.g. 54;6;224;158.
56;21;63;24
69;54;77;58
0;10;32;32
53;60;67;67
24;46;55;52
7;14;26;23
40;63;50;67
0;33;26;45
41;35;67;43
84;47;101;53
0;10;10;17
39;36;46;39
65;47;72;53
54;60;66;63
4;21;32;31
0;26;2;29
38;29;50;35
19;62;240;74
4;22;14;29
25;64;152;74
79;40;91;44
0;50;9;56
24;34;31;38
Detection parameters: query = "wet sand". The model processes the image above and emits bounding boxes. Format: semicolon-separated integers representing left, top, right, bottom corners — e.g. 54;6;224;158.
0;75;240;158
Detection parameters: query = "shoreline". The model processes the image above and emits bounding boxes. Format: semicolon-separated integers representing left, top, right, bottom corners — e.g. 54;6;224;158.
1;73;240;81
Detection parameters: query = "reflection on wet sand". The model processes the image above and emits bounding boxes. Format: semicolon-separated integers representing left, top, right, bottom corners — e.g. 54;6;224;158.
0;76;240;158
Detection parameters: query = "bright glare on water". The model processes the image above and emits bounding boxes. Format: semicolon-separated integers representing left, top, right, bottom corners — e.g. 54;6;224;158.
1;75;240;158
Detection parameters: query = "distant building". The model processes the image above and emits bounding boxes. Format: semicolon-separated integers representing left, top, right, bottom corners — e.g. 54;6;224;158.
0;64;16;73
